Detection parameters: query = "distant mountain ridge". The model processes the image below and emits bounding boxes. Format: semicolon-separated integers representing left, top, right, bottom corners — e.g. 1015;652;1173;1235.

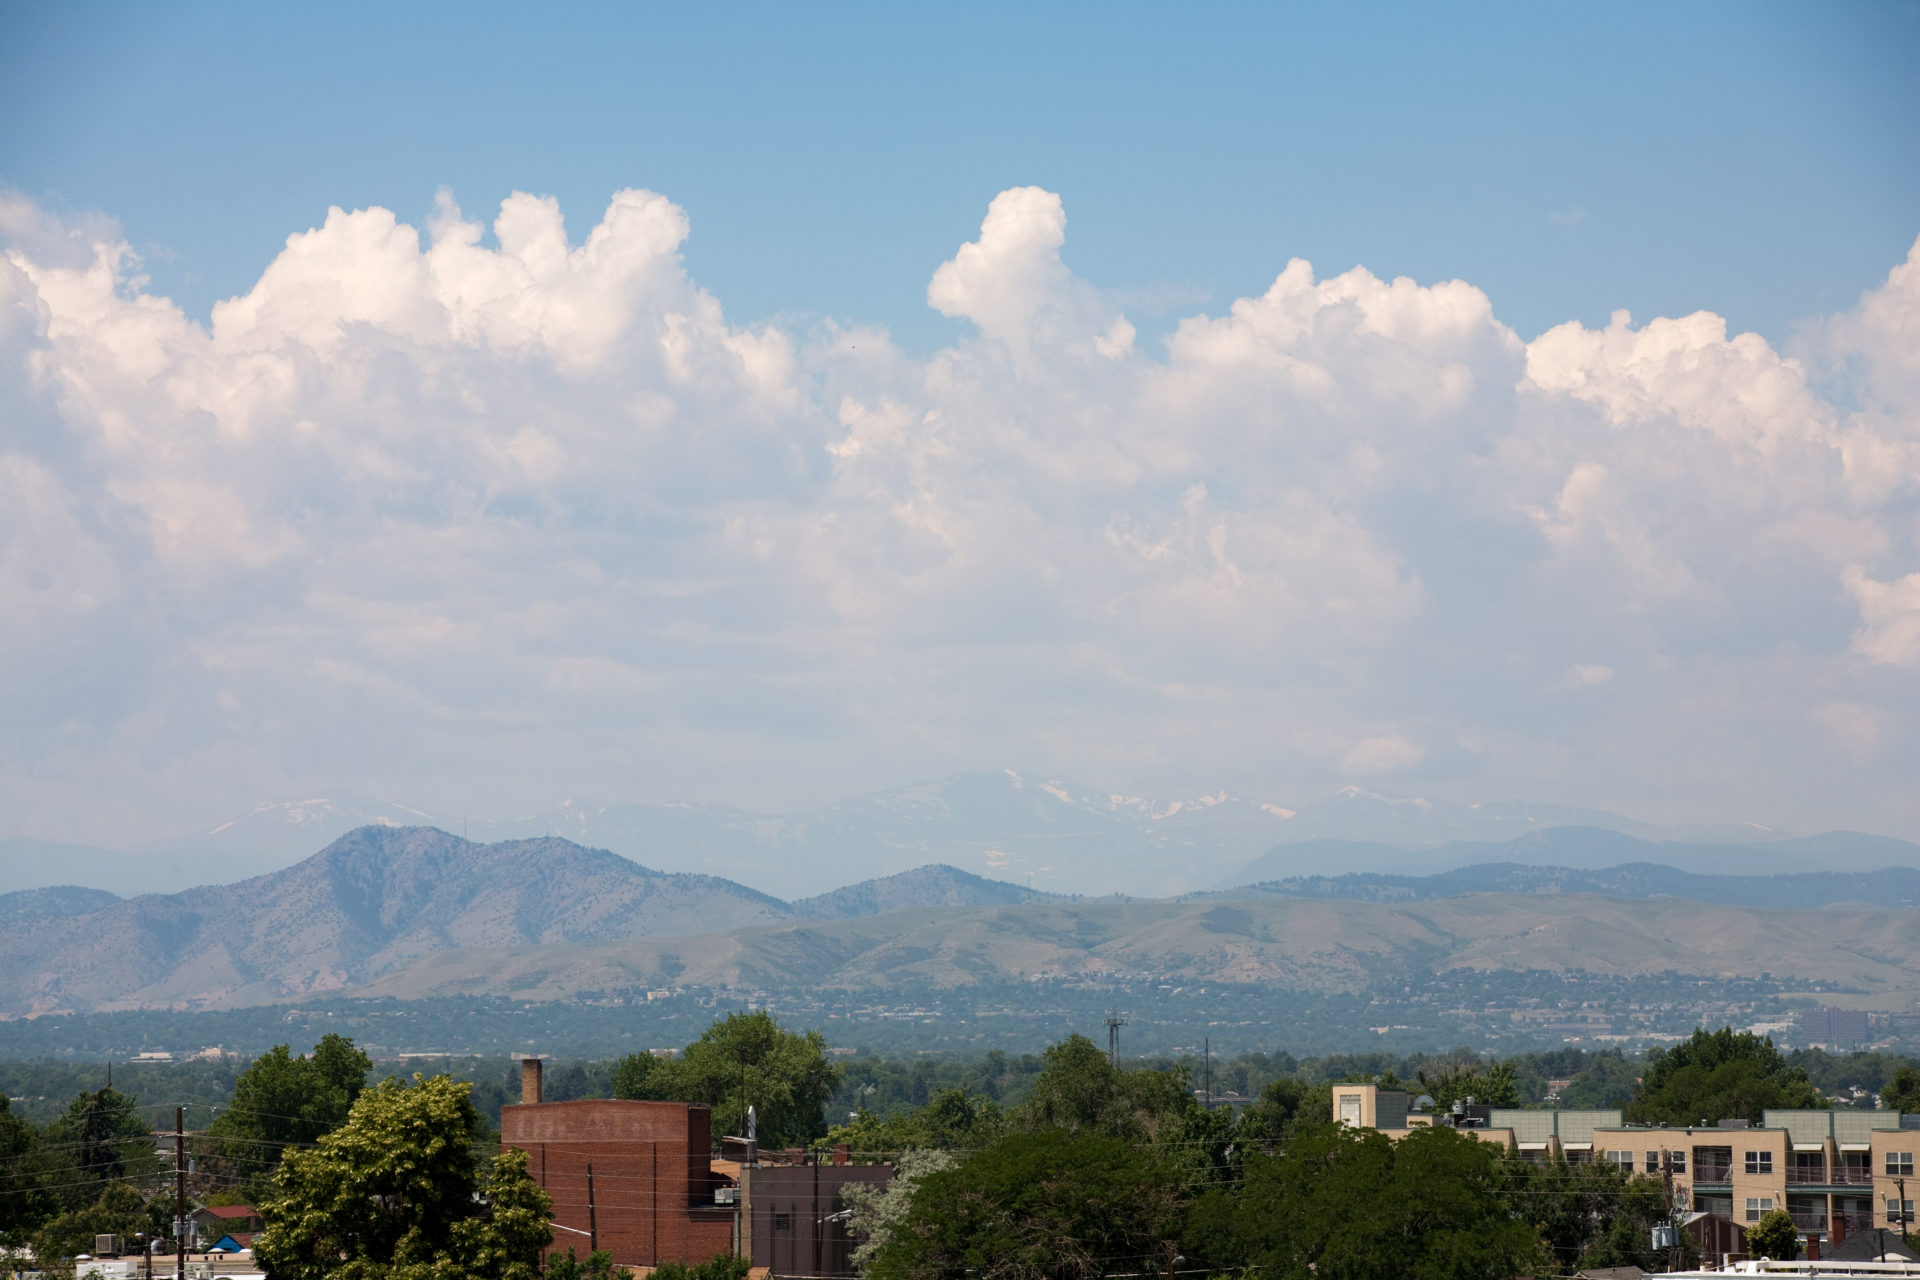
9;821;1920;1018
1242;861;1920;909
0;827;1069;1016
1214;825;1920;887
5;772;1719;898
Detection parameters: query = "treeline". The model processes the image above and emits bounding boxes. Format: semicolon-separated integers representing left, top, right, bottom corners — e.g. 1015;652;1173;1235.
822;1026;1916;1278
9;1014;1919;1276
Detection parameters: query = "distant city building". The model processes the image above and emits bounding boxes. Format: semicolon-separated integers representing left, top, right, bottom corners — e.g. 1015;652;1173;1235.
1799;1007;1872;1047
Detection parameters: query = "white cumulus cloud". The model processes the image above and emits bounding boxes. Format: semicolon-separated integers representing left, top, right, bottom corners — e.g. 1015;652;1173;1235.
1;185;1917;842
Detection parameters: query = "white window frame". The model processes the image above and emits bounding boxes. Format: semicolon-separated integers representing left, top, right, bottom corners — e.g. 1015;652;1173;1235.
1746;1197;1774;1222
1888;1152;1914;1176
1746;1151;1773;1175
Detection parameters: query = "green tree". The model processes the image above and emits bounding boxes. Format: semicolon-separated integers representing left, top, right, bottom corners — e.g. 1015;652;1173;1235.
1629;1027;1822;1124
614;1011;840;1149
1883;1064;1920;1114
1235;1078;1333;1152
0;1095;51;1246
42;1084;157;1210
651;1253;752;1280
1187;1123;1542;1280
1014;1034;1191;1142
1416;1060;1520;1108
865;1129;1182;1280
1747;1207;1801;1261
1505;1155;1684;1272
253;1074;550;1280
543;1248;620;1280
31;1183;151;1263
825;1086;1002;1155
210;1035;371;1182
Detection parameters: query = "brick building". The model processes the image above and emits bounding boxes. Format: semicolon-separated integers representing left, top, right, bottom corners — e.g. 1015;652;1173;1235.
501;1059;738;1269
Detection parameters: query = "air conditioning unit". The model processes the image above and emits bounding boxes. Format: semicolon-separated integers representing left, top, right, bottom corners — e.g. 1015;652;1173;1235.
94;1235;122;1257
714;1187;738;1205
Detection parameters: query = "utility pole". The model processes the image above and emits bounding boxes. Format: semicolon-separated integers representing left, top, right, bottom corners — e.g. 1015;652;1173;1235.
587;1161;598;1254
1203;1037;1211;1109
1105;1009;1127;1066
1661;1150;1681;1272
1900;1175;1911;1244
175;1106;186;1280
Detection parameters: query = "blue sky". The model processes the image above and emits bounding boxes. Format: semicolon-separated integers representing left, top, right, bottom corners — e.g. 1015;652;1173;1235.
2;2;1919;850
5;2;1915;349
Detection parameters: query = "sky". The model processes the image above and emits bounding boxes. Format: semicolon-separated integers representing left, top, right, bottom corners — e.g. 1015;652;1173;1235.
1;1;1918;847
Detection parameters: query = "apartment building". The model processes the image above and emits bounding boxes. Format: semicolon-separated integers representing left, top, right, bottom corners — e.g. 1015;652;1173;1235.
1590;1112;1918;1247
1332;1085;1918;1248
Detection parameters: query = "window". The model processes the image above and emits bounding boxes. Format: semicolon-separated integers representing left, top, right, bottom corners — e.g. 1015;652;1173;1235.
1672;1150;1686;1174
1746;1197;1775;1222
1888;1152;1914;1176
1338;1095;1362;1127
772;1213;793;1232
1888;1199;1916;1224
1746;1151;1773;1175
1646;1151;1660;1173
1607;1151;1635;1172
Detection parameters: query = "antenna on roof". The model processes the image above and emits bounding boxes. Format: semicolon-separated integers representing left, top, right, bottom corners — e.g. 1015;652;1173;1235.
1105;1009;1128;1066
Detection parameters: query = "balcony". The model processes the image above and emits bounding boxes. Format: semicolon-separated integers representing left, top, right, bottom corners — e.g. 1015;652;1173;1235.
1828;1168;1875;1186
1788;1163;1828;1186
1694;1160;1734;1184
1791;1213;1830;1232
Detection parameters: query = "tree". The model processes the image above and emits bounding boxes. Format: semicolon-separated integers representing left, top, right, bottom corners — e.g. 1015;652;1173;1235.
41;1084;157;1210
1014;1034;1192;1142
1187;1123;1543;1280
253;1074;550;1280
843;1149;955;1273
1883;1064;1920;1114
1629;1027;1822;1124
651;1253;752;1280
0;1095;51;1246
1235;1078;1332;1152
1505;1155;1686;1272
613;1011;840;1149
544;1249;621;1280
1416;1060;1521;1108
210;1035;371;1182
865;1129;1183;1280
825;1086;1002;1155
32;1183;152;1263
1747;1207;1801;1261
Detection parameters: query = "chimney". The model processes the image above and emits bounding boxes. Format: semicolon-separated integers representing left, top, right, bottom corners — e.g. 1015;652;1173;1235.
522;1056;543;1106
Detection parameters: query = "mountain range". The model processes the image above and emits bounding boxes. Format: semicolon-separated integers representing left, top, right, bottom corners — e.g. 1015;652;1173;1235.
0;771;1849;899
1244;861;1920;908
6;821;1920;1019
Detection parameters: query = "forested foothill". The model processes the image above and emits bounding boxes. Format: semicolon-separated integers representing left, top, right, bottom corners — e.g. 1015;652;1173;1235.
6;1016;1920;1276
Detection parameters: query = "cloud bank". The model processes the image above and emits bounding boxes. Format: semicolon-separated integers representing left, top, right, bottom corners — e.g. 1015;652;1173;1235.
2;185;1917;841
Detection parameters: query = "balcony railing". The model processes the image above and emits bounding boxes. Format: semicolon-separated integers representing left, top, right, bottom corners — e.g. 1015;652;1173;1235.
1695;1161;1734;1184
1830;1168;1875;1186
1788;1165;1828;1185
1791;1213;1830;1232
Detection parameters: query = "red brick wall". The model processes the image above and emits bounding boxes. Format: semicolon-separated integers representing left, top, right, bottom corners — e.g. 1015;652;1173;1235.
502;1099;736;1268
